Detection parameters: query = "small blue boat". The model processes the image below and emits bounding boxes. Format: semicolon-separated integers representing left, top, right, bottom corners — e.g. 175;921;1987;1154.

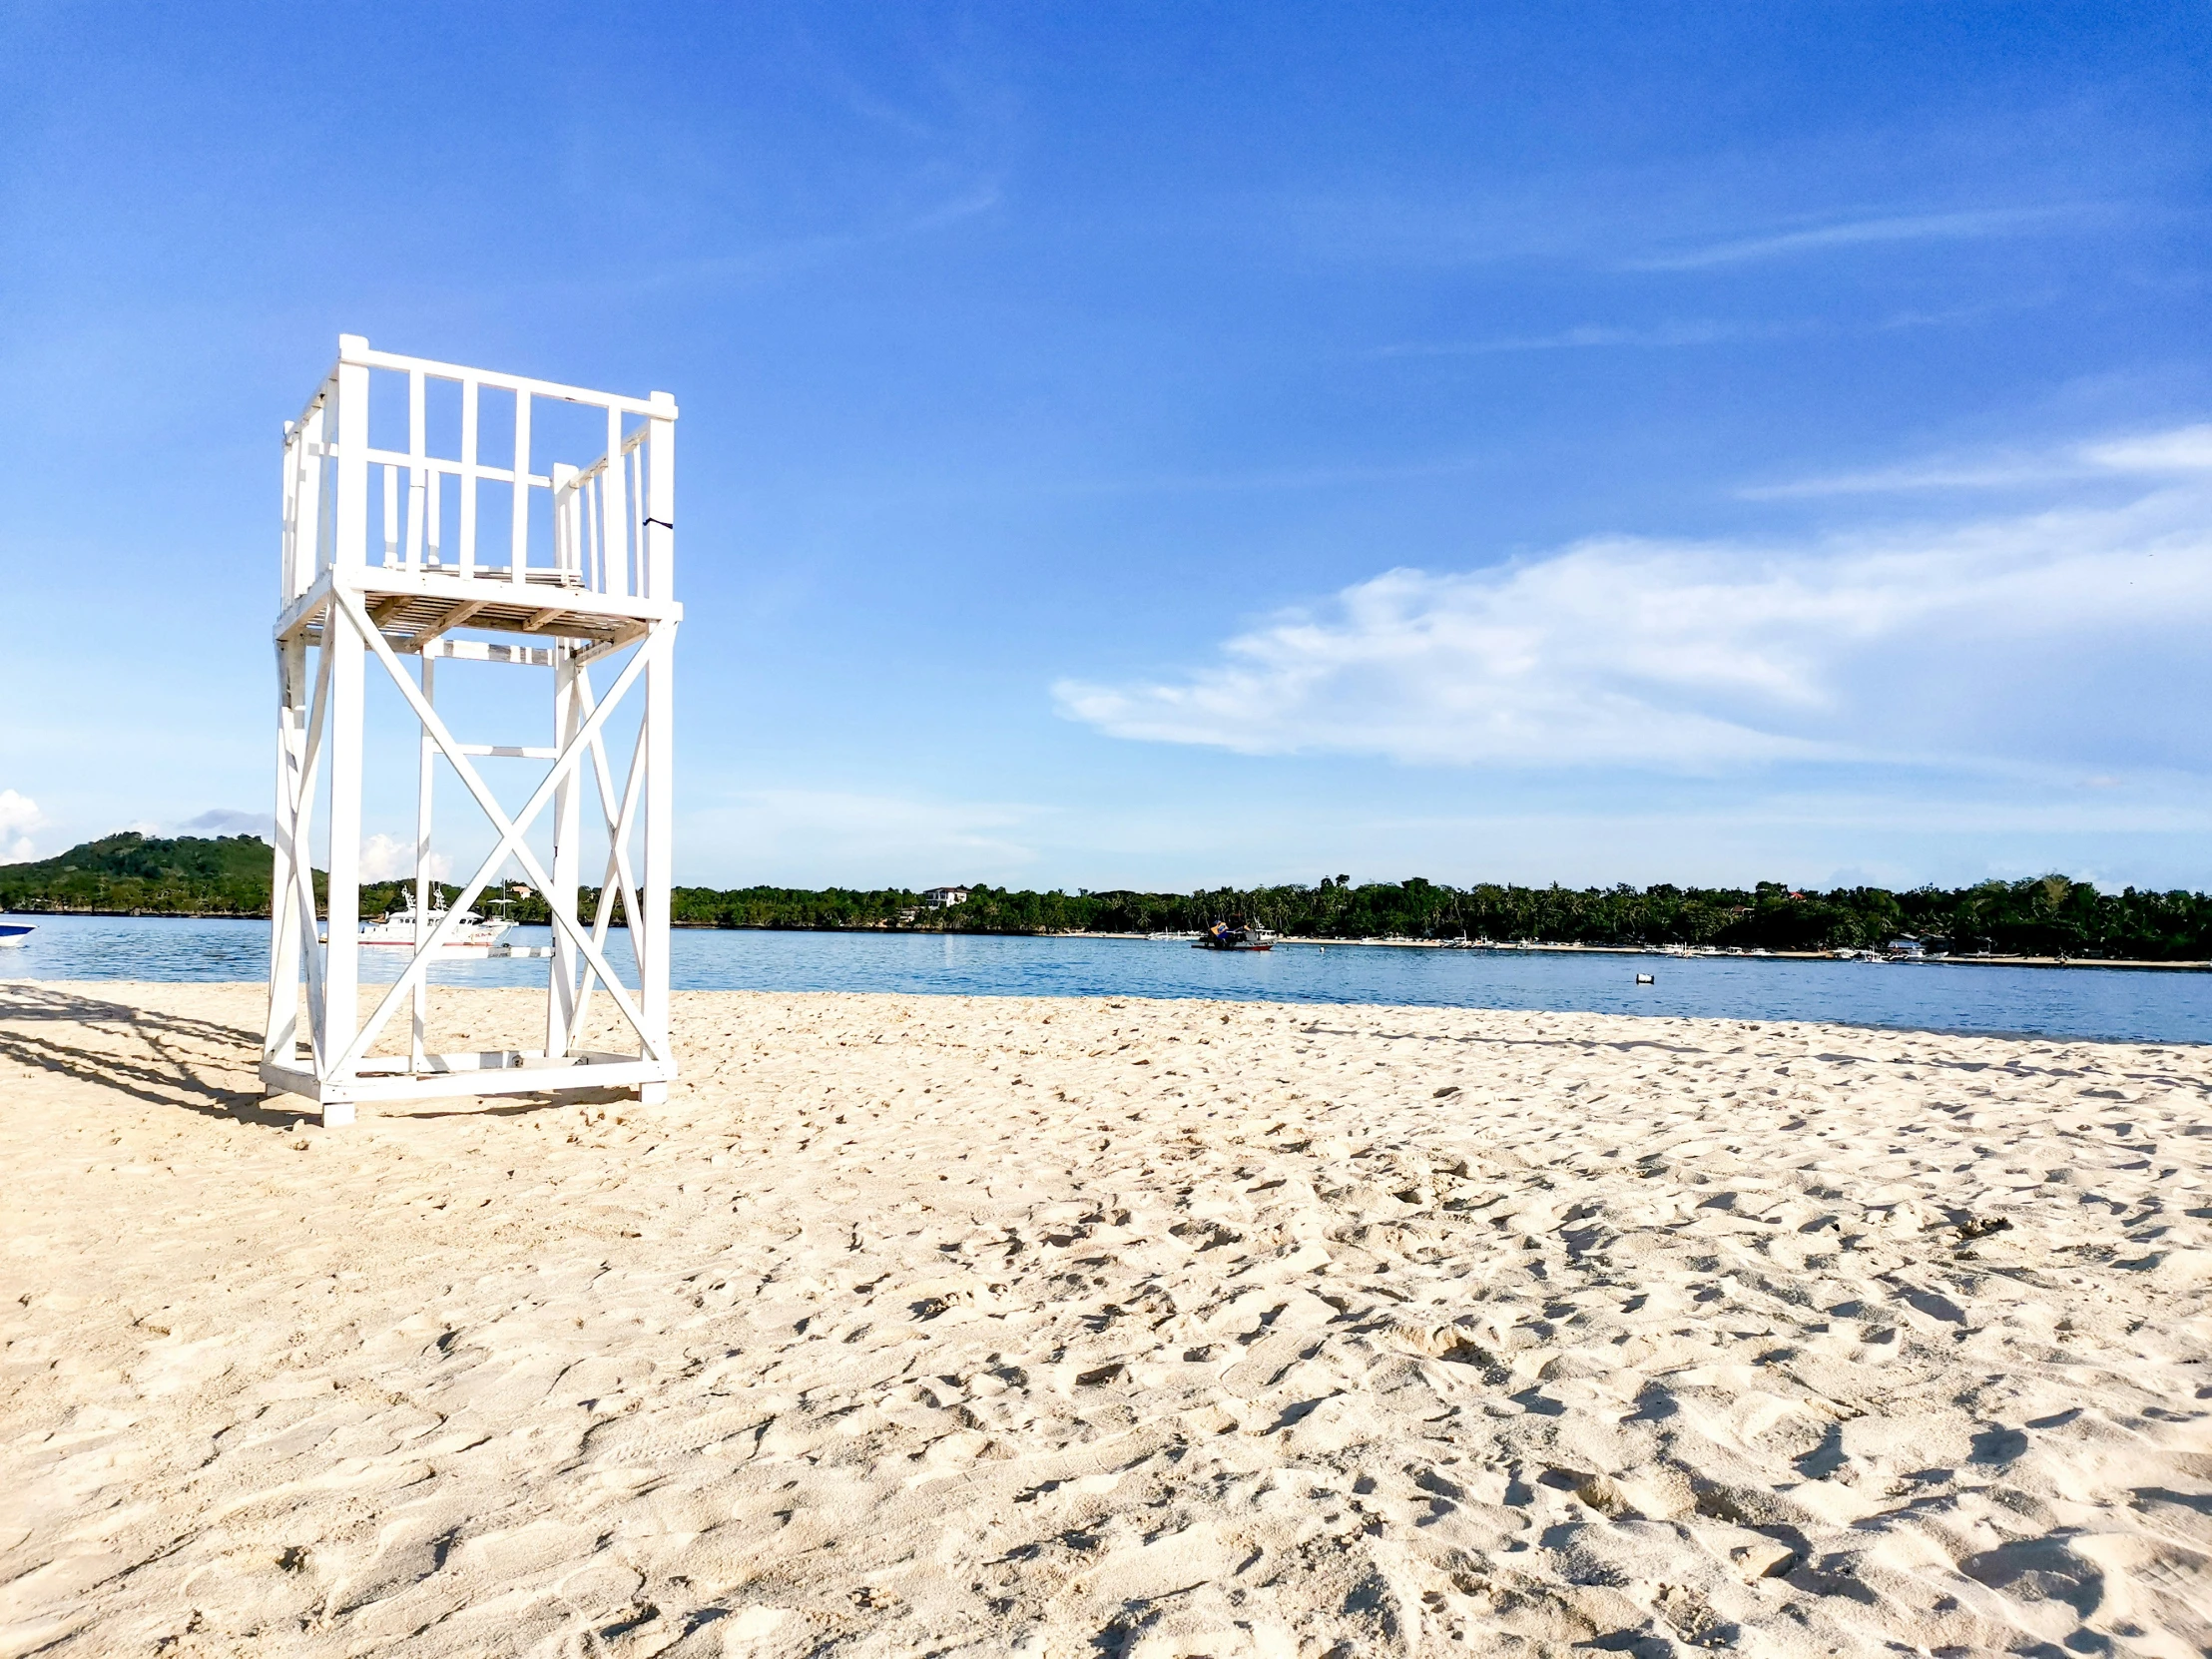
0;920;35;947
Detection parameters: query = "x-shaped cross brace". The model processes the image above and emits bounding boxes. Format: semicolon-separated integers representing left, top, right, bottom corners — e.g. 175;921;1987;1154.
329;590;671;1079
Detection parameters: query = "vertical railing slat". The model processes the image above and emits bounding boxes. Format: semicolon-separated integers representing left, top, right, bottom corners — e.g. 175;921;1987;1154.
405;369;426;568
281;423;300;601
317;427;335;577
309;400;329;580
629;442;646;599
381;463;399;568
510;392;531;584
459;378;479;578
551;463;577;578
599;405;625;599
589;475;603;593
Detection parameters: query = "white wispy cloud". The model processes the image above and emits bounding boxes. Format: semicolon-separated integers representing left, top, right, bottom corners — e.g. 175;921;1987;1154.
1378;296;2047;362
2082;424;2212;473
1054;456;2212;773
1629;205;2093;272
359;834;452;883
1741;422;2212;500
1376;319;1806;356
1737;460;2057;500
0;790;46;863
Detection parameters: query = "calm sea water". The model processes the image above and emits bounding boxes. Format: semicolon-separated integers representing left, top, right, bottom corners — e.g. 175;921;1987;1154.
4;913;2206;1044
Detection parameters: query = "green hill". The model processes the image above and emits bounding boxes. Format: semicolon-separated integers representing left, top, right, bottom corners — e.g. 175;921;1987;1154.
0;832;292;916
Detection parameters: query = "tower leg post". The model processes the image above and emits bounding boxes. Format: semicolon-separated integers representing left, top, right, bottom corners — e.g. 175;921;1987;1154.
322;614;364;1121
266;635;307;1075
547;645;583;1058
411;654;436;1070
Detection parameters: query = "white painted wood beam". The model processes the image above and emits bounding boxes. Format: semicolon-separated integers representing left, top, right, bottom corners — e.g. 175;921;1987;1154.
422;639;554;667
346;339;679;420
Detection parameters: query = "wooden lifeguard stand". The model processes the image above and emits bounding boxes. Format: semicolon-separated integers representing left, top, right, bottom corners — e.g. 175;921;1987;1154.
262;335;681;1125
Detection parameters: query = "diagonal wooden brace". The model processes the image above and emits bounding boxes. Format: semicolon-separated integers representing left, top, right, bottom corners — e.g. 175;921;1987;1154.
568;686;649;1048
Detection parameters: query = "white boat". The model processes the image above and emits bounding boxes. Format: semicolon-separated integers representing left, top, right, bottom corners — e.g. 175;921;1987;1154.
334;900;517;959
0;920;35;948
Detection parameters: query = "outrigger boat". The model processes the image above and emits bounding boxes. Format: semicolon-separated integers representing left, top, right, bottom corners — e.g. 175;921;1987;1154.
1195;920;1275;951
0;920;35;947
329;898;517;959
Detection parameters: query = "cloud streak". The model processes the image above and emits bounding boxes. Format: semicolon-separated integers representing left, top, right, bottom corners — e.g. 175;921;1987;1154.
1740;423;2212;499
1629;205;2092;272
1055;454;2212;774
1376;319;1808;356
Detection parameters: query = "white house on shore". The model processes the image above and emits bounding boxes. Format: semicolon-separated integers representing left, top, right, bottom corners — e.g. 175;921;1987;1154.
924;886;972;907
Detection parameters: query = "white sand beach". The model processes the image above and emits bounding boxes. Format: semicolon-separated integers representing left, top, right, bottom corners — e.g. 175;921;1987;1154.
3;980;2208;1657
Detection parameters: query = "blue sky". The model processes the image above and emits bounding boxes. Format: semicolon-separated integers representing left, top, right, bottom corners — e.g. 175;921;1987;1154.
3;3;2209;892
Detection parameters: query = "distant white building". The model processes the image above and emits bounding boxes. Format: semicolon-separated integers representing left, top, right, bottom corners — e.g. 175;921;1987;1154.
924;886;972;907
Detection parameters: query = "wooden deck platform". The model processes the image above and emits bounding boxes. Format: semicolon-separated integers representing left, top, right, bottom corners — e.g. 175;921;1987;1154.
276;564;679;655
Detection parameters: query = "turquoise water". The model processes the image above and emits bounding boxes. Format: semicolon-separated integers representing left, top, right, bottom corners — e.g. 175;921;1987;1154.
2;913;2205;1044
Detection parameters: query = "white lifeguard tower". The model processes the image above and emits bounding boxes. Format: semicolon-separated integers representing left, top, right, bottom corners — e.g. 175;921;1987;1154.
262;335;681;1125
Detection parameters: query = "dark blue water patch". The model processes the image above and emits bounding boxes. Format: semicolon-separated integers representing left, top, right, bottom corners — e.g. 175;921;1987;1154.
3;914;2207;1046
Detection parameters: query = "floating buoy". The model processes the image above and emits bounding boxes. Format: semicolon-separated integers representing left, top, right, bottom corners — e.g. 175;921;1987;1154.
1635;972;1655;985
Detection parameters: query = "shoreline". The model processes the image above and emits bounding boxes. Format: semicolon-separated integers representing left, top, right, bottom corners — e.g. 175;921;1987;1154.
6;911;2204;971
4;976;2205;1051
1264;935;2212;971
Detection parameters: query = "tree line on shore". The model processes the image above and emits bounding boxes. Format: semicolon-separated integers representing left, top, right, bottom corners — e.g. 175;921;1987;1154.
8;831;2211;959
656;873;2212;959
